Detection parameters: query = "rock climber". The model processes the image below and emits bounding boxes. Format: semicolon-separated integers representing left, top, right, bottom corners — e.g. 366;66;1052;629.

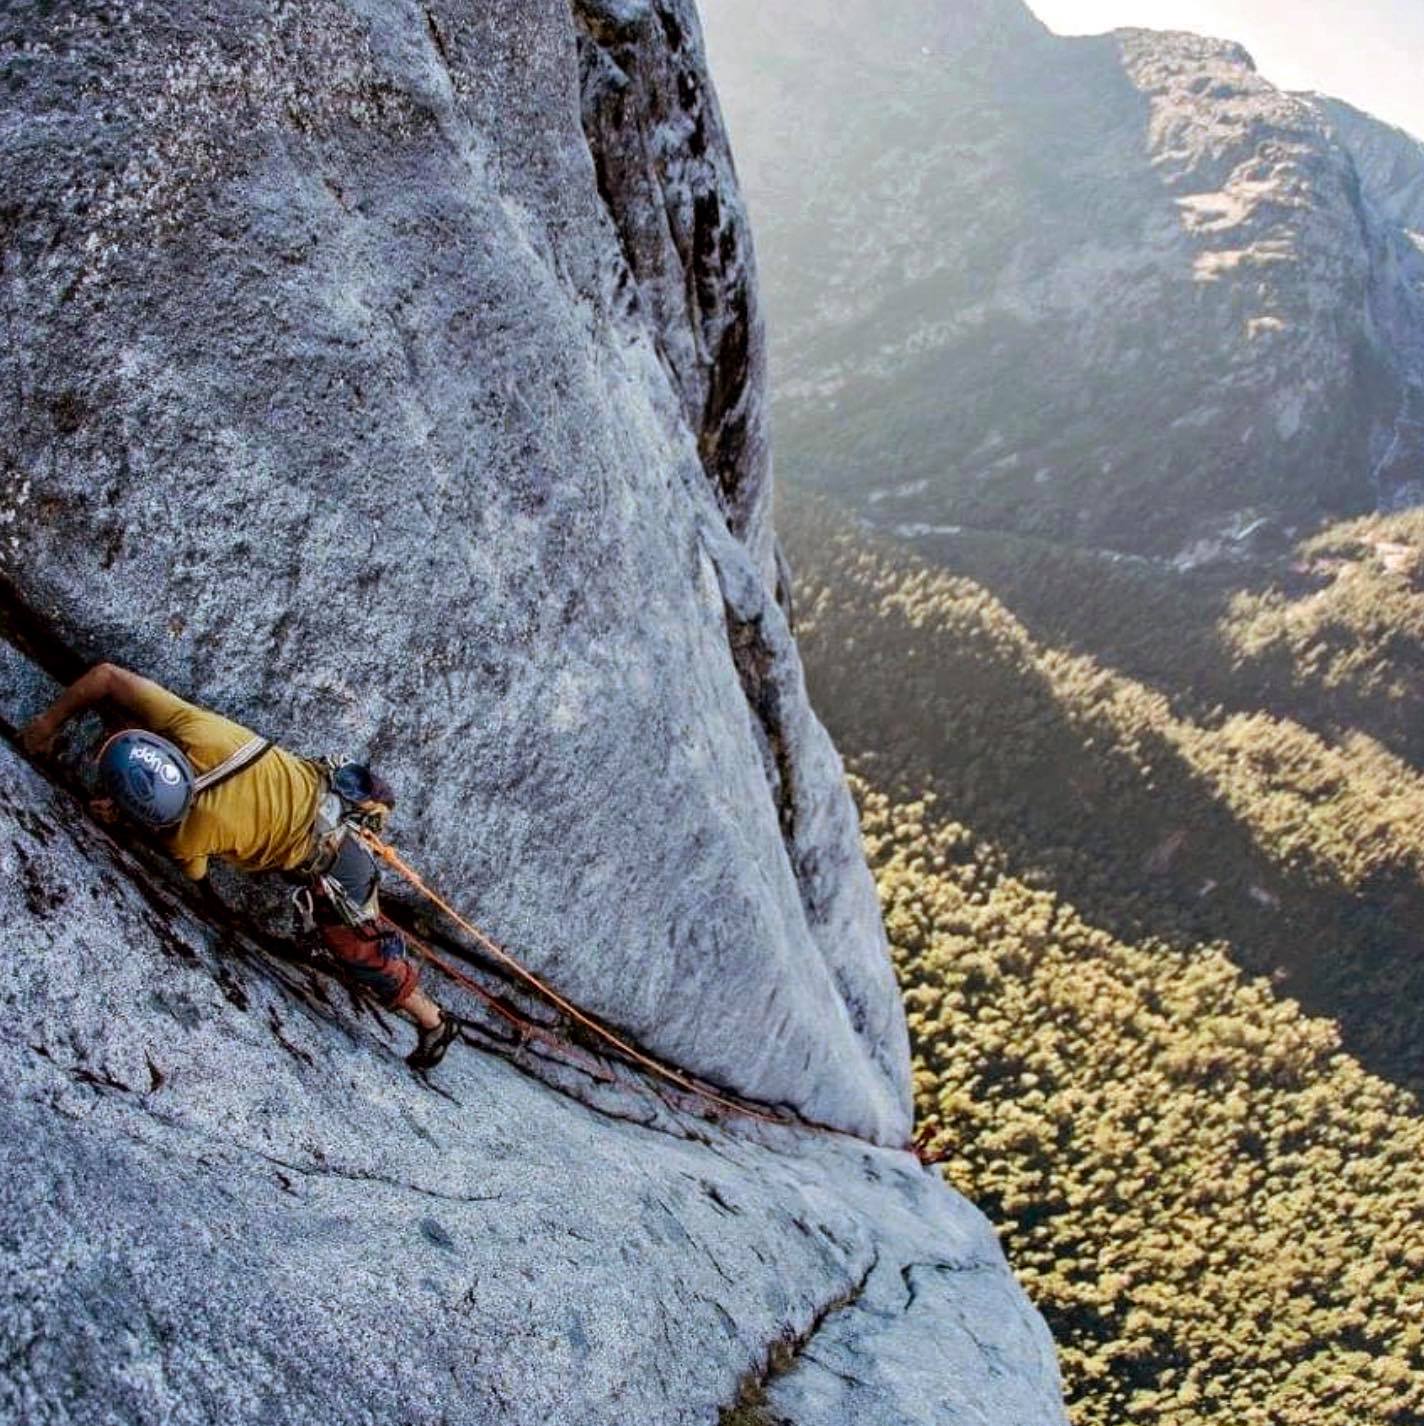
20;662;460;1071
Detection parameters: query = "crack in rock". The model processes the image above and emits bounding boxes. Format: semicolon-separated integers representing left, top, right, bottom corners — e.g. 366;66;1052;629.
900;1258;999;1312
724;606;798;847
568;0;769;547
720;1248;880;1424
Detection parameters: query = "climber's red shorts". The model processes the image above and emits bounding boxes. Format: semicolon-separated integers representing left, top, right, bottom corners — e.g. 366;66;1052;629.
315;914;420;1010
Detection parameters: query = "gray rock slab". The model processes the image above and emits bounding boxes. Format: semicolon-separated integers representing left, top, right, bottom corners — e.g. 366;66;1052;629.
0;0;907;1144
0;740;1066;1425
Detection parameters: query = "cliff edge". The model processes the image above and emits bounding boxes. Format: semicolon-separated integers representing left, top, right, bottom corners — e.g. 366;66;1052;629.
0;2;1063;1421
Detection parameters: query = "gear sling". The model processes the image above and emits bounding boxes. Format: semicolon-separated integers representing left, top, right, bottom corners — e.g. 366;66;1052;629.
289;758;421;1011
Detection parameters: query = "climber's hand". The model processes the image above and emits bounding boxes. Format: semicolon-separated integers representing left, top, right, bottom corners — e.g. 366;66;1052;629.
19;716;59;757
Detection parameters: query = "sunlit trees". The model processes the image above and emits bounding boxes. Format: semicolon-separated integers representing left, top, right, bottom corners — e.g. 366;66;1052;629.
782;490;1424;1424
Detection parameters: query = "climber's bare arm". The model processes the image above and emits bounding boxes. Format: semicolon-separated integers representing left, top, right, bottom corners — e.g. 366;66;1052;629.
20;662;162;755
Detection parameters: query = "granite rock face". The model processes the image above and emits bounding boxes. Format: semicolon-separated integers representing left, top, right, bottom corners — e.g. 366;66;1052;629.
0;1;1065;1421
0;739;1066;1426
1313;96;1424;234
1304;94;1424;508
0;0;906;1144
699;0;1424;556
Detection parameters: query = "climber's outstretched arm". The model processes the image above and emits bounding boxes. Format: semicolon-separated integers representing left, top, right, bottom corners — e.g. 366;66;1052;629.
20;661;165;755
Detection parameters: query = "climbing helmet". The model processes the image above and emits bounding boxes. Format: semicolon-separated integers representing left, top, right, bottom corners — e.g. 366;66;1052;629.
97;730;196;830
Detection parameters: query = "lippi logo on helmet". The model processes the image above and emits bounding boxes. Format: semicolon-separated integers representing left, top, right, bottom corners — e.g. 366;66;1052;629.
129;743;181;785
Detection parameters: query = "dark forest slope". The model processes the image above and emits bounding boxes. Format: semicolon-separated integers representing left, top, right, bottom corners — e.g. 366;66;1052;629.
784;489;1424;1093
780;486;1424;1425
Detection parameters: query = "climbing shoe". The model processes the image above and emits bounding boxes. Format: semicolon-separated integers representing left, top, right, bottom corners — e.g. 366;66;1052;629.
407;1014;459;1072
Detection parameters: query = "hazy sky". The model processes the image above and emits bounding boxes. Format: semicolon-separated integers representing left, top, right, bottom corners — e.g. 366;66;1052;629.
1026;0;1424;139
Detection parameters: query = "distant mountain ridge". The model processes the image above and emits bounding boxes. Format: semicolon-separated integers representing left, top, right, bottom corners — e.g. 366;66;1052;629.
1313;95;1424;233
700;0;1424;557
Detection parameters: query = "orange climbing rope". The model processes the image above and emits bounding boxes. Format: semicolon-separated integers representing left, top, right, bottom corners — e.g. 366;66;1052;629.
382;915;610;1082
360;830;793;1128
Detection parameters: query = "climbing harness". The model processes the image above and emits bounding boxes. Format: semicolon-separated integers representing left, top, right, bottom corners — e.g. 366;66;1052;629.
294;757;394;929
359;829;795;1128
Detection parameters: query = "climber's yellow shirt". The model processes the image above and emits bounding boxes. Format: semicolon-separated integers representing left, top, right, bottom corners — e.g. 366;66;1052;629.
125;681;322;881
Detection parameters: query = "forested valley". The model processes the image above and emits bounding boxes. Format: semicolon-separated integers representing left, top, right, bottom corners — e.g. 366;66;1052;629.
782;488;1424;1425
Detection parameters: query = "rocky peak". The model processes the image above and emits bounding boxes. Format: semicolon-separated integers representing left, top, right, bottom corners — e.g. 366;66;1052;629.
813;0;1048;56
699;0;1424;555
